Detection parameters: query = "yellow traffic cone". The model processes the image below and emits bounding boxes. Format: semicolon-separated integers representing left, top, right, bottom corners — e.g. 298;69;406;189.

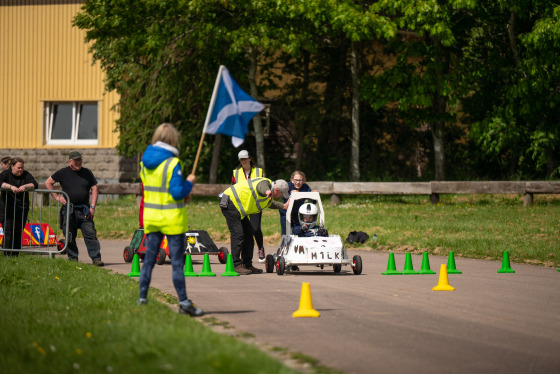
293;282;320;318
432;264;455;291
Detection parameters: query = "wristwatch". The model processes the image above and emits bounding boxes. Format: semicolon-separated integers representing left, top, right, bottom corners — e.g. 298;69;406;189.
90;205;95;209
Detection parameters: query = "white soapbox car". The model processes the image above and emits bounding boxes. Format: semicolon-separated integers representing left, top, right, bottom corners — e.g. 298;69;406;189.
265;191;363;275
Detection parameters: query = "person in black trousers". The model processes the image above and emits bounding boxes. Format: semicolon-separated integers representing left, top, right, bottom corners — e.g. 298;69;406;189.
0;156;12;229
45;151;104;266
0;157;38;256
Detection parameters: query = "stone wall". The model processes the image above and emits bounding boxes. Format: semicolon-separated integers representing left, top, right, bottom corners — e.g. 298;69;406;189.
0;148;138;183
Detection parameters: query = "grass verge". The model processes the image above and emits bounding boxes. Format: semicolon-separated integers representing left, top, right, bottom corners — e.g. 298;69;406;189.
0;255;299;374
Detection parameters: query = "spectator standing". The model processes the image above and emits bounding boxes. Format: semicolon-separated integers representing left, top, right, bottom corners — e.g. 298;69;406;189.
232;150;266;262
220;178;289;274
0;157;38;256
0;157;11;171
45;151;104;266
279;171;313;235
137;123;203;317
0;156;12;228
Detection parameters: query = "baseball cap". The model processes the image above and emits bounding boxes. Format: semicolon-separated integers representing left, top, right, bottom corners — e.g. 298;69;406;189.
273;179;289;199
69;151;83;160
238;150;249;159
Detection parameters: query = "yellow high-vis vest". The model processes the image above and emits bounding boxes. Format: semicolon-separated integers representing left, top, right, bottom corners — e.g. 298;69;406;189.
223;177;272;218
233;167;263;183
141;157;188;235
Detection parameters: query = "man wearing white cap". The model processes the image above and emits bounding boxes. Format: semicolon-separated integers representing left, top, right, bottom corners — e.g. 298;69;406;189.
231;149;266;262
220;178;289;274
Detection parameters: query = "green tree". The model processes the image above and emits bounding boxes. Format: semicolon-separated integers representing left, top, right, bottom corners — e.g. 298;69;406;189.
364;0;477;180
266;1;395;181
74;0;559;183
328;1;396;181
74;0;224;166
464;1;560;178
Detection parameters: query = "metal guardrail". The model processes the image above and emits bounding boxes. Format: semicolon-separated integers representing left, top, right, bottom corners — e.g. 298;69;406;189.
1;189;69;256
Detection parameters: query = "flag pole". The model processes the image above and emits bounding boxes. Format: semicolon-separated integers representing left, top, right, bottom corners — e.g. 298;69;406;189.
191;65;225;175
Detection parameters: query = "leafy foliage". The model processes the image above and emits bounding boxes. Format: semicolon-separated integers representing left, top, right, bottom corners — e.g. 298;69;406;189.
74;0;560;181
462;1;560;178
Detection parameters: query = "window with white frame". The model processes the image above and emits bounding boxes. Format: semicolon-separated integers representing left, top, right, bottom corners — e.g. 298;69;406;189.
44;102;98;145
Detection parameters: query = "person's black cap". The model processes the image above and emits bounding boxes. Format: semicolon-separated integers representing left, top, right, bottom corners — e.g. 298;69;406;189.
69;151;83;160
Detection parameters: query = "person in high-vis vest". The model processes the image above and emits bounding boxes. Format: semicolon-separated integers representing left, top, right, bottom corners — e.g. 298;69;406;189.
231;150;266;263
137;123;203;317
220;178;289;275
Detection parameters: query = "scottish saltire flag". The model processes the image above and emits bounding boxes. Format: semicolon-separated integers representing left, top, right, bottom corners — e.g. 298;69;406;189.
31;224;45;243
204;66;265;147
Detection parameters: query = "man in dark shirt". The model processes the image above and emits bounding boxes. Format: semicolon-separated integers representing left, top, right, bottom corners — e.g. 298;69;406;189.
45;151;103;266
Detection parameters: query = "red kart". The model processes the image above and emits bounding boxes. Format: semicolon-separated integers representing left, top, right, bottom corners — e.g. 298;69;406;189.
0;223;65;252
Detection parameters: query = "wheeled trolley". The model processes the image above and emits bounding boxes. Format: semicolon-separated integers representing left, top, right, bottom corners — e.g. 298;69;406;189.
123;228;228;265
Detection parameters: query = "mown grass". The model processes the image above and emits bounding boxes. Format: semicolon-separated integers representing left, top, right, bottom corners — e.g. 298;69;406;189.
188;193;559;267
318;194;560;267
52;193;560;267
0;255;300;374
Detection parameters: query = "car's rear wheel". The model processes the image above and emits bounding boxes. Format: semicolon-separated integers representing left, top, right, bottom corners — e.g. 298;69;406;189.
352;255;363;275
218;247;229;264
156;248;166;265
123;246;134;263
265;254;275;273
276;257;286;275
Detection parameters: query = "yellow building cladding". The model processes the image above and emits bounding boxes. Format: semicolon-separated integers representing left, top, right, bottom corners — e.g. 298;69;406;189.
0;0;119;149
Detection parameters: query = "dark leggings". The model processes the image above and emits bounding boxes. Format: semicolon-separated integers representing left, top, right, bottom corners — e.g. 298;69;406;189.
249;212;263;249
2;210;28;257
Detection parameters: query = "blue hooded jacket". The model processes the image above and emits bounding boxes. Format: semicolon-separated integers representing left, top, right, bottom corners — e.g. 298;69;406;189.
141;144;193;200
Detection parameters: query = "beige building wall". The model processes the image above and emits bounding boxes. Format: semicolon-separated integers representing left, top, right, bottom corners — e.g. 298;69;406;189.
0;0;119;149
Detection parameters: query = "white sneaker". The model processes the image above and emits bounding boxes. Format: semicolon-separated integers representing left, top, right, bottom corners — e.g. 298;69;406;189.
258;248;266;263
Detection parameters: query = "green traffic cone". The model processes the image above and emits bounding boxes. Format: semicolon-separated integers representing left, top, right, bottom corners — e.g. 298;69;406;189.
127;253;141;277
382;253;401;275
497;251;515;273
198;253;216;277
446;251;462;274
401;252;419;274
221;254;239;277
419;252;436;274
184;254;198;277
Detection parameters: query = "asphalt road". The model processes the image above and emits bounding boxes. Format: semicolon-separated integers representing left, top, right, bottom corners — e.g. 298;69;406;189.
89;239;560;374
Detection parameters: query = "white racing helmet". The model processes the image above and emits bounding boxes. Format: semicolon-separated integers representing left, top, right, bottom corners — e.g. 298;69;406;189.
298;203;318;229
